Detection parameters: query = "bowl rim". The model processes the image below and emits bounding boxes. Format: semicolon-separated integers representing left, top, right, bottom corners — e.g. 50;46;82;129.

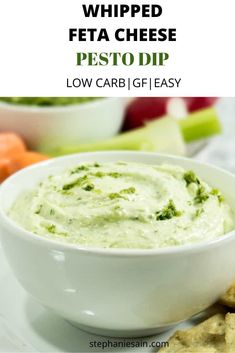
1;150;235;257
0;97;122;113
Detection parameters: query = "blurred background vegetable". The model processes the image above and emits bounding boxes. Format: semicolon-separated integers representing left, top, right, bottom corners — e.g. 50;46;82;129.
0;133;48;182
48;108;221;157
0;97;221;181
124;97;218;130
184;97;218;113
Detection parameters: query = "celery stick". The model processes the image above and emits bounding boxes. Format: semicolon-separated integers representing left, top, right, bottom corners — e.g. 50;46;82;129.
179;107;222;142
48;117;186;157
45;107;221;157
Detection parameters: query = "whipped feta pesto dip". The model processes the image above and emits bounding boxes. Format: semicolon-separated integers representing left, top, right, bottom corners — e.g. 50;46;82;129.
9;162;234;249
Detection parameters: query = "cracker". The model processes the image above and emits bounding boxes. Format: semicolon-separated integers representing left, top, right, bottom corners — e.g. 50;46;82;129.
220;283;235;308
158;314;226;353
159;313;235;352
225;313;235;351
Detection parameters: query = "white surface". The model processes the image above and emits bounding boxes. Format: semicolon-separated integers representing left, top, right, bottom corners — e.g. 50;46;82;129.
0;0;235;96
1;152;235;341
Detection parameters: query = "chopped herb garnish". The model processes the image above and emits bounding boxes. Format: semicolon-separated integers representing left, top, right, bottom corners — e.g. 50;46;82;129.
94;189;102;194
71;165;89;174
70;163;100;174
109;193;126;200
156;200;182;221
194;185;209;204
91;171;122;178
94;171;105;178
108;187;135;200
131;216;140;221
108;172;122;178
120;187;136;194
50;208;55;216
62;182;77;191
83;183;94;191
218;194;225;203
195;208;204;218
184;171;214;205
184;170;200;186
35;204;43;215
210;188;219;196
46;224;56;234
210;188;225;203
62;175;88;190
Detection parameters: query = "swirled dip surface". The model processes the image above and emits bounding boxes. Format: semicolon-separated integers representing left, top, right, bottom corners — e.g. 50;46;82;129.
9;162;235;249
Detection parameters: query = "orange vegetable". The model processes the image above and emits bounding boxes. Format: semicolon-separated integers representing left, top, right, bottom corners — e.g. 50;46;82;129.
0;133;26;158
11;151;48;171
0;158;16;182
0;132;49;182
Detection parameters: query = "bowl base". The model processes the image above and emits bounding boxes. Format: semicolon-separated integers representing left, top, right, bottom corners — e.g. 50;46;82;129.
67;320;174;338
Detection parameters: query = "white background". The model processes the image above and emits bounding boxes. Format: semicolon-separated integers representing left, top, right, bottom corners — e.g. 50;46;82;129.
0;0;235;96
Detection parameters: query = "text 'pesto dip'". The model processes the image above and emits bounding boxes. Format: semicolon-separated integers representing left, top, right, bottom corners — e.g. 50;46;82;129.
9;162;235;249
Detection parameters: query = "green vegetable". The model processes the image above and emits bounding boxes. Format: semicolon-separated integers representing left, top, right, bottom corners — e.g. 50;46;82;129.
156;199;182;221
47;116;186;156
46;108;221;156
178;108;222;142
0;97;101;106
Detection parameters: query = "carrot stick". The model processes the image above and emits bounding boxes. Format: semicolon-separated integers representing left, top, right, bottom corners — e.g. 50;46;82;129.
11;151;48;170
0;158;16;182
0;133;26;158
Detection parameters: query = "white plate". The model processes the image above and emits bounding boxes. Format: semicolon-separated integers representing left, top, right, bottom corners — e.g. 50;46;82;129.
0;243;218;353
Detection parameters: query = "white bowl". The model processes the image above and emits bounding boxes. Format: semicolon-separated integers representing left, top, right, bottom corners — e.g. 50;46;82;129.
0;151;235;338
0;98;125;150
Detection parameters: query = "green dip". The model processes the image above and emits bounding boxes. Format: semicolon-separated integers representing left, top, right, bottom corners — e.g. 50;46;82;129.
0;97;100;106
9;162;235;249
